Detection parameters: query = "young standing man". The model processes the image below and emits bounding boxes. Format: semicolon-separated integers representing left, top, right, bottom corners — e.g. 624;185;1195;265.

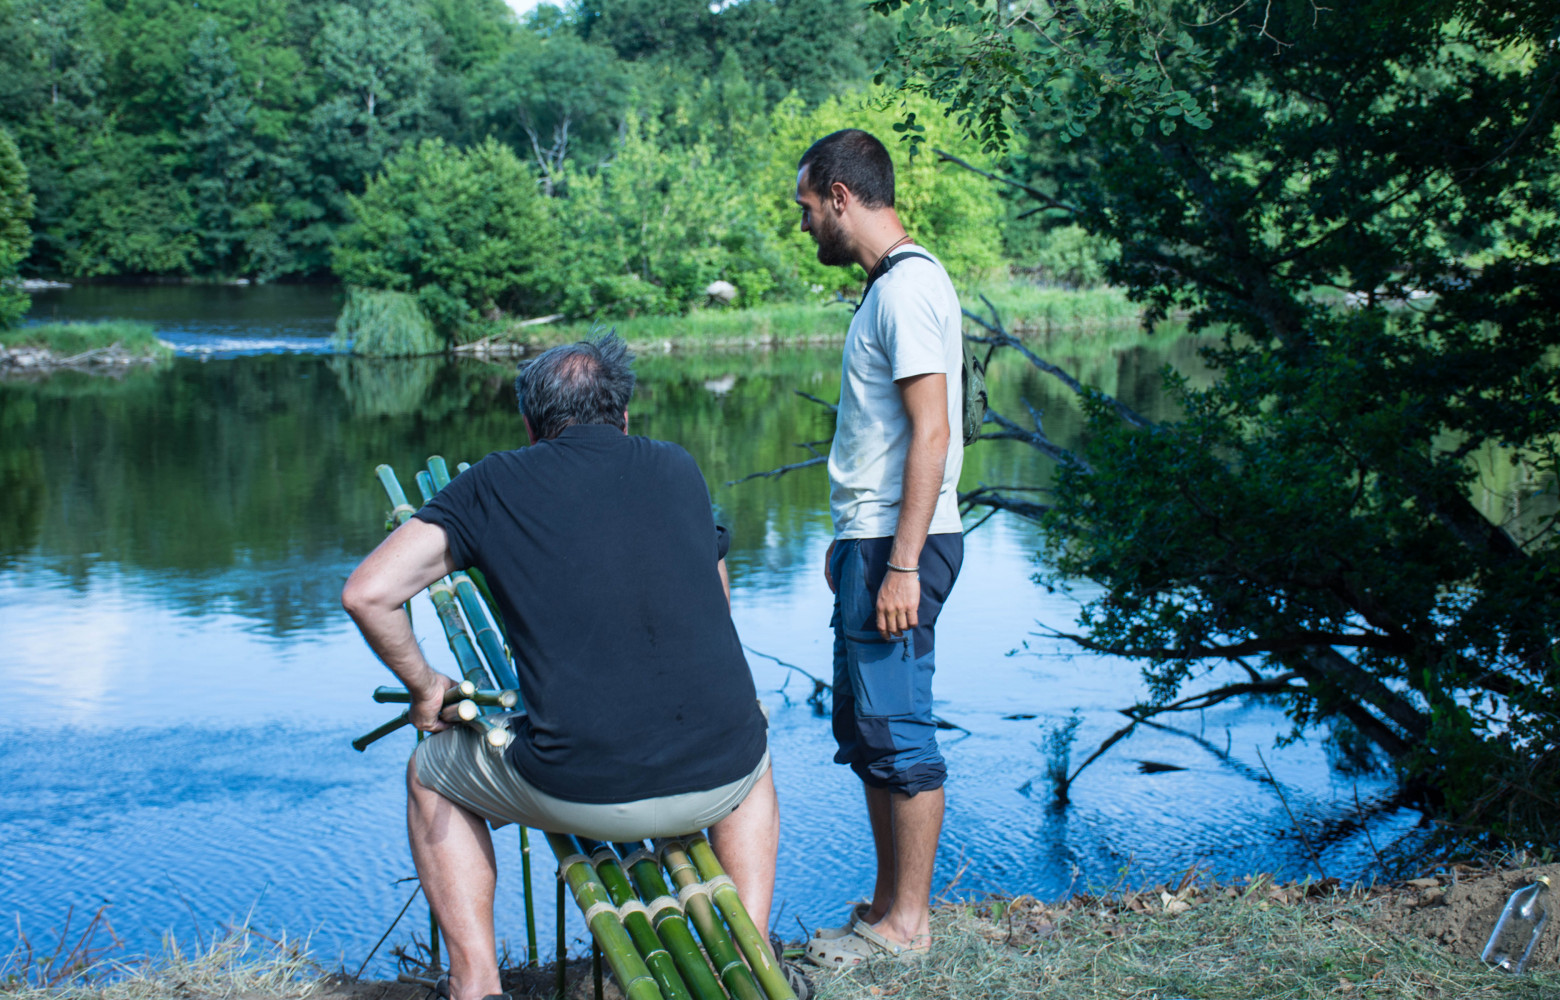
794;130;964;967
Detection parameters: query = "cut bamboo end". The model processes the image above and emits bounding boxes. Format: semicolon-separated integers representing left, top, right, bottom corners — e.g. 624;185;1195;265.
372;680;478;705
454;699;479;722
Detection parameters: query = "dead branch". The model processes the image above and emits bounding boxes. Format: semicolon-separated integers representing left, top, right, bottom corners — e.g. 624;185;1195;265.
933;148;1080;215
964;296;1156;430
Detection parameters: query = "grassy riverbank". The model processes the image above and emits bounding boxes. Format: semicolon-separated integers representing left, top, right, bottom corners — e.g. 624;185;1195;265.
7;865;1555;1000
0;320;171;369
466;284;1146;355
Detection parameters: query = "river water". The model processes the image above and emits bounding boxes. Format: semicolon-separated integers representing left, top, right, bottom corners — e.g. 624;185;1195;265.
1;285;1422;976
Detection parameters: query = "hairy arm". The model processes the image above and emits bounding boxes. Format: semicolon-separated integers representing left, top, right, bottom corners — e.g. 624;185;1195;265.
876;372;950;639
341;518;461;732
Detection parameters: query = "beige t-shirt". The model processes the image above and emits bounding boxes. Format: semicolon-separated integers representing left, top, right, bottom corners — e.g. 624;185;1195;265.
828;247;964;539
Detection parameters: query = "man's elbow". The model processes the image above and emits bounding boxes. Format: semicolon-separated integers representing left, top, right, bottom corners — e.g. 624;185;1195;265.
917;421;951;456
341;568;380;622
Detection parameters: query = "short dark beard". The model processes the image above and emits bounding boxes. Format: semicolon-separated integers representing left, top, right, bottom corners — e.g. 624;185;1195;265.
811;209;855;267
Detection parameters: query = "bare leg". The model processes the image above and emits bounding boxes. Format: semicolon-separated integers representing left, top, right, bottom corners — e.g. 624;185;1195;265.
709;768;780;931
862;784;895;923
407;756;503;1000
869;787;943;950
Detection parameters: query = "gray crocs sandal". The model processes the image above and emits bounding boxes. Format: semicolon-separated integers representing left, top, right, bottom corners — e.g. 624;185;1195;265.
810;902;871;941
804;923;928;969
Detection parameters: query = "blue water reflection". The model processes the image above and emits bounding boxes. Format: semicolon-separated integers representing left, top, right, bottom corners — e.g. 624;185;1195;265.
0;288;1422;977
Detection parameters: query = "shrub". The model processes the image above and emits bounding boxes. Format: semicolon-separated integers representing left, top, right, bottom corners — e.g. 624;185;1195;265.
332;286;441;357
332;138;559;336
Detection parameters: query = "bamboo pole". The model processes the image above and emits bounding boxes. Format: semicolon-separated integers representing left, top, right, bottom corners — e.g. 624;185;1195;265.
352;698;482;751
650;841;764;1000
575;841;696;1000
547;833;662;1000
425;456;521;692
682;836;792;1000
372;684;515;709
584;841;725;1000
556;878;567;998
373;681;477;704
410;474;504;696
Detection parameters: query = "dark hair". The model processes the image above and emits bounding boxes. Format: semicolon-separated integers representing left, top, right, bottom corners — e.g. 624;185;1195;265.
514;331;636;440
797;129;895;208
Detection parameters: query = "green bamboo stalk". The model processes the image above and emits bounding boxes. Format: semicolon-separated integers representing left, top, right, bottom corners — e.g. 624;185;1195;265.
411;472;508;696
576;841;696;1000
372;684;515;709
425;456;520;692
652;841;763;1000
373;680;477;704
520;828;538;967
682;837;792;1000
556;877;567;998
594;841;727;1000
352;712;415;752
548;833;662;1000
376;464;418;528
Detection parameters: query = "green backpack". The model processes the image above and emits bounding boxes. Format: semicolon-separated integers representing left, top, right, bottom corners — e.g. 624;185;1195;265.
868;250;989;446
961;336;989;446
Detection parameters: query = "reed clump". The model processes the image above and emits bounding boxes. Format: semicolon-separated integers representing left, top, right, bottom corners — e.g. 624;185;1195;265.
333;287;442;357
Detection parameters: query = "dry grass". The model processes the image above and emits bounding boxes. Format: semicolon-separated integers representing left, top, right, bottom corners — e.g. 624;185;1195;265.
1;923;324;1000
809;880;1560;1000
11;873;1558;1000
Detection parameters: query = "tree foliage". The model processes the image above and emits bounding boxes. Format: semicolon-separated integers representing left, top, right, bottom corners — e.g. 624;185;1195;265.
0;123;33;327
334;137;558;336
908;0;1560;844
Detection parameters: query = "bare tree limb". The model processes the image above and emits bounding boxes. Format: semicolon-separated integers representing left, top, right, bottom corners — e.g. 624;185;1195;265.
933;148;1080;215
964;296;1157;430
725;454;825;486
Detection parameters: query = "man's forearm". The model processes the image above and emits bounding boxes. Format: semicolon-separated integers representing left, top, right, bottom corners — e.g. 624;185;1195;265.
348;600;441;694
889;431;948;567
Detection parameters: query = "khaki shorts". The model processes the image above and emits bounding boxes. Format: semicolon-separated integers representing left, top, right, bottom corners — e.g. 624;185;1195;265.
411;714;770;842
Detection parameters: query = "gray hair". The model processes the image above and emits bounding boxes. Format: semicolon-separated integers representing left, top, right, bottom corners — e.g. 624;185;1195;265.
514;332;636;440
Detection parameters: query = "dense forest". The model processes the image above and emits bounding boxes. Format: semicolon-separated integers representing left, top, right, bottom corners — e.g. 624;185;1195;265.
0;0;1098;330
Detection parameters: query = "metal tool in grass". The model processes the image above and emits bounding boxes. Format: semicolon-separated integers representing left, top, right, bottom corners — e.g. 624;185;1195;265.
351;457;541;970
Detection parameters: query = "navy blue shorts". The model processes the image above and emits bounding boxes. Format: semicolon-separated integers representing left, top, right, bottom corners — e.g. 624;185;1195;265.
829;533;963;796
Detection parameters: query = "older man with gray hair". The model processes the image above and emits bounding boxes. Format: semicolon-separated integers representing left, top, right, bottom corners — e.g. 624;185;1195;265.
342;333;780;1000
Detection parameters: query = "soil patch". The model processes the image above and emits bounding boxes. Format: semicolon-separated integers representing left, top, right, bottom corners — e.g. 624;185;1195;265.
1364;862;1559;969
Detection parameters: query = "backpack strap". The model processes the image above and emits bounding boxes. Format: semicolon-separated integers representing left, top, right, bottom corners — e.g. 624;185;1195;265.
863;249;935;296
861;249;989;446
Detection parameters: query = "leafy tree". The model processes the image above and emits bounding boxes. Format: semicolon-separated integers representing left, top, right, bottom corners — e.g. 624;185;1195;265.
0;124;33;327
184;19;263;275
764;90;1007;291
551;110;792;316
468;26;631;195
888;0;1560;844
333;137;559;336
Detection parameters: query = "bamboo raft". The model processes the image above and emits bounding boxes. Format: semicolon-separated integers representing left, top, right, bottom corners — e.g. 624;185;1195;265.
353;457;795;1000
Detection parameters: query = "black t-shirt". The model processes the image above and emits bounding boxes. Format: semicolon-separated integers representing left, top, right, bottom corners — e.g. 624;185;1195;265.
413;424;767;803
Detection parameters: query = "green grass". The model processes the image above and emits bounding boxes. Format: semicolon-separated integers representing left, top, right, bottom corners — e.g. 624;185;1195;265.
809;887;1559;1000
1;320;170;361
481;281;1150;351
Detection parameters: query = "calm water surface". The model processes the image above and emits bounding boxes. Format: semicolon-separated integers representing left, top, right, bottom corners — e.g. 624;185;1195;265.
0;287;1421;975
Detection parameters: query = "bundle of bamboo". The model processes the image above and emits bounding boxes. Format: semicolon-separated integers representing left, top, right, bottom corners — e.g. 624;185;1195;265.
351;459;791;1000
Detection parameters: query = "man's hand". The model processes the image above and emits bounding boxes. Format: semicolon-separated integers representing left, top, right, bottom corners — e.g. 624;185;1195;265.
824;538;838;594
411;671;459;733
875;568;920;639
